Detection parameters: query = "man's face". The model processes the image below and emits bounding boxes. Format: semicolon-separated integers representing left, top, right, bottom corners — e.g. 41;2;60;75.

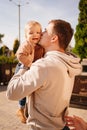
40;23;54;48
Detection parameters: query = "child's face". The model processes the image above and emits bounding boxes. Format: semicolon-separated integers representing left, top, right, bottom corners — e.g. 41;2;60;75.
26;25;42;45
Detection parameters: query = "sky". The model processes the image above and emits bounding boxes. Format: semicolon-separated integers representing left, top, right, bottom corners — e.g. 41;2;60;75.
0;0;80;50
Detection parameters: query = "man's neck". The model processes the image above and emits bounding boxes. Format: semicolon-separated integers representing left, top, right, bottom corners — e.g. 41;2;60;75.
45;45;65;53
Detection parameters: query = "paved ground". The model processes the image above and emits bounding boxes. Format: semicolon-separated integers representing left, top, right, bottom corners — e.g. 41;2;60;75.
0;86;29;130
0;85;87;130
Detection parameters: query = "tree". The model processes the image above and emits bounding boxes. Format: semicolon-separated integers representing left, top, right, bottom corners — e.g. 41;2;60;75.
73;0;87;59
0;47;3;55
0;34;4;43
0;45;9;56
13;39;20;54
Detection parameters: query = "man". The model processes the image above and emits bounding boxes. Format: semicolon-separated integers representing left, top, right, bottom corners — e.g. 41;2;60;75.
6;19;82;130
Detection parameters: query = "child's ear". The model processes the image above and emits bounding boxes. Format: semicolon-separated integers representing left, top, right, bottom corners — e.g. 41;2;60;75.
51;35;58;42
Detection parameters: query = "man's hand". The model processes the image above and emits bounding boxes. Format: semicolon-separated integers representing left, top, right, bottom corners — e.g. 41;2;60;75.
65;115;87;130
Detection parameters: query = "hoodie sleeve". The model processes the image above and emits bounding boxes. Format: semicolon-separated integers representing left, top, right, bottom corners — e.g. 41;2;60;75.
6;60;47;101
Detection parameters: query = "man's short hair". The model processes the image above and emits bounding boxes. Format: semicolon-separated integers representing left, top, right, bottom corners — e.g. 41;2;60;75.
49;19;74;50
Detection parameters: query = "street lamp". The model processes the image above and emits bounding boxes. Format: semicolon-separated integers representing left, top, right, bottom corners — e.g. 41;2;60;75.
9;0;29;44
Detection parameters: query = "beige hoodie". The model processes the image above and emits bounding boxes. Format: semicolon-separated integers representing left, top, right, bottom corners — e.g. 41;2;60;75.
6;51;82;130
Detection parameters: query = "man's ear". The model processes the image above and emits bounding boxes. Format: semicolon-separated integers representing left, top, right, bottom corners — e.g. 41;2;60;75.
51;35;58;43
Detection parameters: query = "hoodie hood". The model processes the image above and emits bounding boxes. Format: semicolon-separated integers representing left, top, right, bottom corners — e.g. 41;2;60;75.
45;51;82;77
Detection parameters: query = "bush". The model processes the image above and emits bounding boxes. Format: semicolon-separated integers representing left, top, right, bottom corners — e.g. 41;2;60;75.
0;55;18;64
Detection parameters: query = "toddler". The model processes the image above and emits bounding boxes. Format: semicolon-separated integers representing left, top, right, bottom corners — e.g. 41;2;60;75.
15;20;44;123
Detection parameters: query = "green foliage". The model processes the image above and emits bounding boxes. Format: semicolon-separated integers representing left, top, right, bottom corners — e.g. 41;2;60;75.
2;45;9;55
74;0;87;59
0;45;9;55
0;34;4;43
0;55;18;64
0;47;3;55
13;39;20;54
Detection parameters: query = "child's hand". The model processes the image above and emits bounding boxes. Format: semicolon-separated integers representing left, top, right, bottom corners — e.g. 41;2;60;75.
27;49;34;67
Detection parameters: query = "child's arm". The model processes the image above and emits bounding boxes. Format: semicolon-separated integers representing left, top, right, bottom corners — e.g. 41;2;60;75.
16;41;34;67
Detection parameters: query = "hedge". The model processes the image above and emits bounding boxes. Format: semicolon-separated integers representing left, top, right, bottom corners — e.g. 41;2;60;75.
0;55;18;64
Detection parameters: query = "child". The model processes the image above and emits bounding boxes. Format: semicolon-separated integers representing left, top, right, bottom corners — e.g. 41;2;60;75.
15;20;44;123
